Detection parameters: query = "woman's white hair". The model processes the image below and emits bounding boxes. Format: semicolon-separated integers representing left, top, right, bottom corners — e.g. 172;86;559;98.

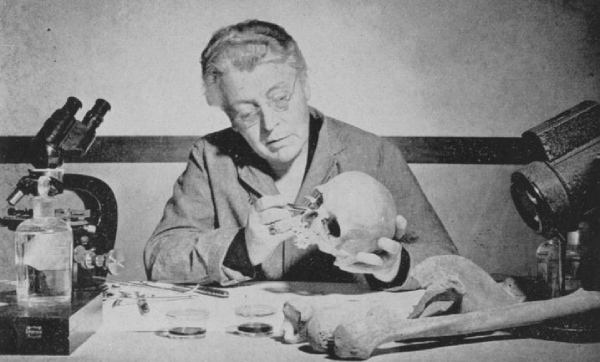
200;20;307;107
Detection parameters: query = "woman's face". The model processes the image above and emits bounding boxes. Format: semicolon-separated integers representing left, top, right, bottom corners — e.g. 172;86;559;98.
219;62;311;172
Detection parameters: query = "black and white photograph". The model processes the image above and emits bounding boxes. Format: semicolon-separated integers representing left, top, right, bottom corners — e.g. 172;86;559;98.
1;0;599;361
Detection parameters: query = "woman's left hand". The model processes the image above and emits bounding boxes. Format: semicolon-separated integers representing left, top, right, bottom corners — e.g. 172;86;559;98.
334;215;407;282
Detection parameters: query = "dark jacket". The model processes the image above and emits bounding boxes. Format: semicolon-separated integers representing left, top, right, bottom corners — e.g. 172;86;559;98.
144;108;457;286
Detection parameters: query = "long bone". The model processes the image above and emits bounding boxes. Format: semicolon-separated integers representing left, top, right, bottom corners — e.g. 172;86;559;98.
333;289;600;360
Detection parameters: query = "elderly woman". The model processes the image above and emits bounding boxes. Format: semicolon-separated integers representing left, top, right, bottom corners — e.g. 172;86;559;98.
144;20;457;288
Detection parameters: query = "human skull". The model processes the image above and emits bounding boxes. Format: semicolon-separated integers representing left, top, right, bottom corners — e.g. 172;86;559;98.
292;171;397;262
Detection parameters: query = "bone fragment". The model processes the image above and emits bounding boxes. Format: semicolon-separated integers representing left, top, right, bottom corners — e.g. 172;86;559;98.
392;255;520;315
282;297;390;352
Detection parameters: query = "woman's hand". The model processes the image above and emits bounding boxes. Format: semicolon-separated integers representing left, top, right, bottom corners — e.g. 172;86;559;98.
245;195;295;266
334;215;407;282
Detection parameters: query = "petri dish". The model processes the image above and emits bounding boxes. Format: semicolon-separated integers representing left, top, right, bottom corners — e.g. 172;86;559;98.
234;304;276;337
165;308;209;339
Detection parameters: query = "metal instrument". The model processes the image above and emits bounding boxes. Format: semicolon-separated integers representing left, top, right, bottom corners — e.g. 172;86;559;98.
94;277;230;299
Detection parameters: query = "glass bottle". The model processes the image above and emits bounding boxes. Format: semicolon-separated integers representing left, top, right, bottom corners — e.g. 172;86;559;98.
15;179;73;306
564;230;584;294
536;237;560;298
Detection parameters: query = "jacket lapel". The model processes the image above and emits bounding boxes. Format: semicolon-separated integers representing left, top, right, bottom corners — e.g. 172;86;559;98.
294;108;346;204
235;139;279;200
237;163;279;200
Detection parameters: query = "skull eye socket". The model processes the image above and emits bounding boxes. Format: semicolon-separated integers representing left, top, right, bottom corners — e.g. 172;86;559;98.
323;217;341;238
300;211;341;238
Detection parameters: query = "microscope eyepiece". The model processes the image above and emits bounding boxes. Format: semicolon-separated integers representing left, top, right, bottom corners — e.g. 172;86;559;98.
82;99;111;128
63;97;83;116
92;99;111;115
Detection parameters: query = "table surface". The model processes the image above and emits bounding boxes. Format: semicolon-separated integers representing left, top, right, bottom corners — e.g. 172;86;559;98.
1;281;600;362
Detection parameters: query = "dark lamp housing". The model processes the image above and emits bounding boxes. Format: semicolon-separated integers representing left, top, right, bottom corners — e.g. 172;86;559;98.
511;101;600;239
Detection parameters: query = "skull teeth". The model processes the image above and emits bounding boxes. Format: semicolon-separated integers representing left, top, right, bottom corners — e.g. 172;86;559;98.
290;214;336;250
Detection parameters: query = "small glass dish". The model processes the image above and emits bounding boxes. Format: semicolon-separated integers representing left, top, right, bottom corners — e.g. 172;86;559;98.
234;304;276;337
165;308;209;339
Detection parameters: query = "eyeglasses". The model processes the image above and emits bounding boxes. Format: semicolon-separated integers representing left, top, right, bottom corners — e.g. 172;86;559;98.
229;75;299;132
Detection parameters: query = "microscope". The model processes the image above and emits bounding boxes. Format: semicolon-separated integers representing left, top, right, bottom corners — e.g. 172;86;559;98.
510;100;600;340
0;97;122;355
